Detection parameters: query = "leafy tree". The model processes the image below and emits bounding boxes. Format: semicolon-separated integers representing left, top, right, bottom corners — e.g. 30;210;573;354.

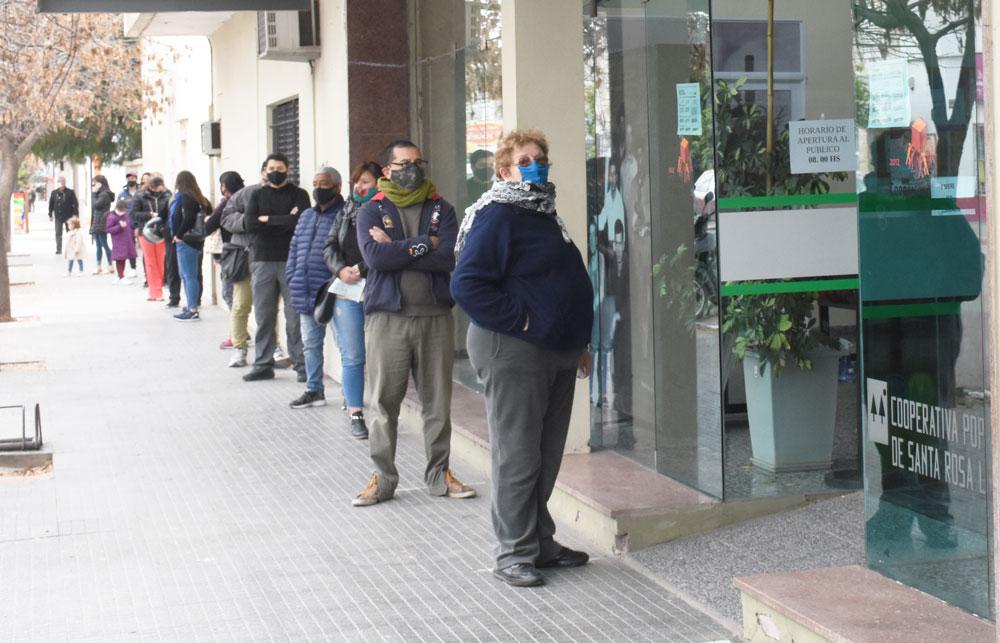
0;2;163;321
854;0;980;176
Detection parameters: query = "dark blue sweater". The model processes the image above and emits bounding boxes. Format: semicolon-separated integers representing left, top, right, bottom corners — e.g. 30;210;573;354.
451;202;593;352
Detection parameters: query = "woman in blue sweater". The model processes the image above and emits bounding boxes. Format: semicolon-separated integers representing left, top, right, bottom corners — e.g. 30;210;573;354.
451;129;594;588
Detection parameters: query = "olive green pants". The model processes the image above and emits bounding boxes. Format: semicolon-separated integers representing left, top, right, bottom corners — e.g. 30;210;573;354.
366;311;454;499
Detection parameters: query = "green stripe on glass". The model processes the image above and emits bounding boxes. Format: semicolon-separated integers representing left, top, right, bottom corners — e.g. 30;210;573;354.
861;302;962;319
858;197;965;212
717;193;857;209
721;277;859;296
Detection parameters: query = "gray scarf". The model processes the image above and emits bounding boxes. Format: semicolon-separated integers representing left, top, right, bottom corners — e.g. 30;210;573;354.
456;181;571;257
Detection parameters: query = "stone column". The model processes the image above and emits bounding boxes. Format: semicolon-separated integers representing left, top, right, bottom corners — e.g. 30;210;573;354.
346;0;410;167
501;0;590;453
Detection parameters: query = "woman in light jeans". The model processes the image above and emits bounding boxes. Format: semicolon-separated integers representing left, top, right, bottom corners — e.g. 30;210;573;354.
323;162;380;439
170;171;210;321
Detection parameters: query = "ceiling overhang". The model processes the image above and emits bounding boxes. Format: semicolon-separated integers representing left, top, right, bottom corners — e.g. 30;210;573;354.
39;1;308;11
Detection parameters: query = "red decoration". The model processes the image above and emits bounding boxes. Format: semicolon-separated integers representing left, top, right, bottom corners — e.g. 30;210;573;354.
676;138;693;183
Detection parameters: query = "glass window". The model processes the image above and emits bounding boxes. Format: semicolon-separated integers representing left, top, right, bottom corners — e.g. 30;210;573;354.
854;0;993;619
414;0;502;392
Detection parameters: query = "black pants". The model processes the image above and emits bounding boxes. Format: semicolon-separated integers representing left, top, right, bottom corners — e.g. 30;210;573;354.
54;219;68;253
163;235;182;304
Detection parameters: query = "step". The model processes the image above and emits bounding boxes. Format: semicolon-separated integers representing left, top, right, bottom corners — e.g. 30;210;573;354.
400;381;817;553
735;565;994;643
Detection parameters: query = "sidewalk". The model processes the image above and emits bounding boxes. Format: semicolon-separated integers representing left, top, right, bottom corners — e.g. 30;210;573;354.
0;221;733;642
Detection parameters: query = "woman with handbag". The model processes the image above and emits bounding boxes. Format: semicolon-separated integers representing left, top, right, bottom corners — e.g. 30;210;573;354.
206;171;245;347
321;161;379;438
171;171;211;321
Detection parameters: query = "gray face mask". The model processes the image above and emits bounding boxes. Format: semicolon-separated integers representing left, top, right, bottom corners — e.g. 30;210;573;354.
390;164;425;192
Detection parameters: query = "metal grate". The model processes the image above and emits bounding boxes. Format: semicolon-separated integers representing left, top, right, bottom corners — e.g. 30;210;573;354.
270;98;301;186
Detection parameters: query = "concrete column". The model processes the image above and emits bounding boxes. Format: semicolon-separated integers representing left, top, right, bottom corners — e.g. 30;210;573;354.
501;0;590;453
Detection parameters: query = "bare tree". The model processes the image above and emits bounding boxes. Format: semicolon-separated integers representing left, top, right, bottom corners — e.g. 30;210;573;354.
854;0;981;176
0;2;163;322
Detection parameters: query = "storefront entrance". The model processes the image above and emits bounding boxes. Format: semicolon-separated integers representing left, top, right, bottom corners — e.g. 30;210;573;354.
583;0;992;618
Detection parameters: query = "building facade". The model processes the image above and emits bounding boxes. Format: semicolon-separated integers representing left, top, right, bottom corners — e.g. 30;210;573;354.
97;0;998;624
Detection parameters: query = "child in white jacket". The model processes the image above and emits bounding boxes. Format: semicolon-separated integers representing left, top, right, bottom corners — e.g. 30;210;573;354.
63;217;86;276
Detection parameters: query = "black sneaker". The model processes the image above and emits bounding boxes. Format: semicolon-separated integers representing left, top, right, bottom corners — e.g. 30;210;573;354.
350;411;369;439
296;370;307;383
290;390;326;409
166;301;180;309
242;368;275;382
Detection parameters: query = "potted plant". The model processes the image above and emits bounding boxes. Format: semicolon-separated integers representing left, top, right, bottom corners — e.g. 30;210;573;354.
722;289;840;471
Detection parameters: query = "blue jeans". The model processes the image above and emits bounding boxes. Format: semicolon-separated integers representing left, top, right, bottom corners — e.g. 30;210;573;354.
92;233;111;264
332;298;365;408
299;299;365;405
176;241;202;310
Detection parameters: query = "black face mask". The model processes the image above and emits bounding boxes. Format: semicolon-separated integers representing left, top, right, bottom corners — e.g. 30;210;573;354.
267;171;288;186
390;164;425;192
127;180;137;187
313;187;338;205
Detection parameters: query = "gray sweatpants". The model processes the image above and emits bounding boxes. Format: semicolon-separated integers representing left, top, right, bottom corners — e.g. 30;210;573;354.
250;260;303;371
366;311;455;500
466;324;580;570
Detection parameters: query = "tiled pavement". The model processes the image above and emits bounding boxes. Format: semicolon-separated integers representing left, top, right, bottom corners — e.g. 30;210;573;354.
0;222;734;642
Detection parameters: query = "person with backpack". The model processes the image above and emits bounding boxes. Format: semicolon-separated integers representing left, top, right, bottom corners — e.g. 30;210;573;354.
170;171;211;321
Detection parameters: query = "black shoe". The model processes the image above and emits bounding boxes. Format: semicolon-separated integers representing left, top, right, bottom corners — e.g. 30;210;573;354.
242;368;275;382
296;370;307;383
493;563;544;587
290;389;326;409
350;412;369;439
165;301;180;309
536;547;589;569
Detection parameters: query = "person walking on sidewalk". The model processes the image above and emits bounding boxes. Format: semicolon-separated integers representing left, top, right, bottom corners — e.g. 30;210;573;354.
452;128;594;587
171;171;211;322
323;161;380;439
284;167;356;415
48;176;78;255
90;175;115;274
62;217;86;276
106;199;137;284
351;140;475;507
207;171;245;347
242;153;310;382
222;162;268;368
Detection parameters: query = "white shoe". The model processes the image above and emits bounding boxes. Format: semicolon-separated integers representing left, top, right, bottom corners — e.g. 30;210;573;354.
126;268;137;278
273;347;292;369
74;272;86;278
92;267;103;275
64;272;72;278
229;348;248;368
105;266;116;275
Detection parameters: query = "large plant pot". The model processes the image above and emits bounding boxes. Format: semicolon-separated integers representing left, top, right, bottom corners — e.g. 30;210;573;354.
742;348;840;472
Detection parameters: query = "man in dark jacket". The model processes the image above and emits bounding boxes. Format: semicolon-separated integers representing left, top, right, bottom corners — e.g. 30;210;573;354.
48;176;78;254
130;176;178;303
351;140;475;508
284;167;344;408
242;153;311;382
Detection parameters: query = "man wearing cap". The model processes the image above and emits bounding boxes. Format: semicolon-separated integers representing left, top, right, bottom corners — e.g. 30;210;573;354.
119;171;140;205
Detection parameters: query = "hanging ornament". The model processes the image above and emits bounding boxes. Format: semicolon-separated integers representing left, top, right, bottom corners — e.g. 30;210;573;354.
905;117;935;178
676;137;693;183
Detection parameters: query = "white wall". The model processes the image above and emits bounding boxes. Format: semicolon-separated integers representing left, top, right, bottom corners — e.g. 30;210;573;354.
141;37;213;197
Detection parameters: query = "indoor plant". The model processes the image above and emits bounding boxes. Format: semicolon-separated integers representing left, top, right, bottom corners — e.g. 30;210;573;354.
722;289;840;471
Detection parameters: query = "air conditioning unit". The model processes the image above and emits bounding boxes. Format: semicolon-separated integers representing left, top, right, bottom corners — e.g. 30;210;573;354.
257;3;320;63
201;121;221;156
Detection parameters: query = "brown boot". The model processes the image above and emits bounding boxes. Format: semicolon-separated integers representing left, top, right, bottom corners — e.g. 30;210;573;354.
445;469;476;499
352;472;381;507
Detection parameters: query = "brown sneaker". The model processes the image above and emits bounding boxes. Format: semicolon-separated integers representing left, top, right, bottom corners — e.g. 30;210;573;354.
352;473;381;507
445;469;476;499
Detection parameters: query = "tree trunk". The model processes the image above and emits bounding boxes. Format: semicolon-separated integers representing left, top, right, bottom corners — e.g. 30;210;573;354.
0;143;25;322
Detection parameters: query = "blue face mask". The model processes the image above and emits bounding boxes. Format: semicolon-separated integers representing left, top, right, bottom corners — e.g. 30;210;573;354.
518;160;549;185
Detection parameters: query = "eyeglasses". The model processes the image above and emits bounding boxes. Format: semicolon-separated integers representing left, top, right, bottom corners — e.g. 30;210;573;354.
516;155;549;167
389;159;428;169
